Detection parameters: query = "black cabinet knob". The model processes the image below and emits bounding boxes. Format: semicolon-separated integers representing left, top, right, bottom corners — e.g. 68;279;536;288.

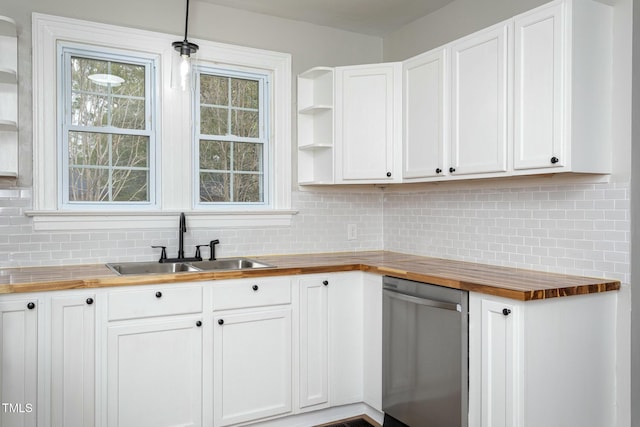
449;167;456;173
502;308;511;316
435;168;442;174
27;302;35;310
196;320;202;327
322;280;329;286
86;297;94;305
252;285;259;291
386;172;392;177
218;319;224;325
550;156;559;164
155;291;162;298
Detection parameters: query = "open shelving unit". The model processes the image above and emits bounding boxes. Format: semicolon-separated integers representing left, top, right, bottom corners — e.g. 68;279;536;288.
0;15;18;178
297;67;334;184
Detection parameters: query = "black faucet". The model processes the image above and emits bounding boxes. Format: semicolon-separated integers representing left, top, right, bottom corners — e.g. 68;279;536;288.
152;212;203;263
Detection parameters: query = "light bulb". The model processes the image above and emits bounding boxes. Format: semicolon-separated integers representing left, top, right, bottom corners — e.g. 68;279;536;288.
180;54;190;91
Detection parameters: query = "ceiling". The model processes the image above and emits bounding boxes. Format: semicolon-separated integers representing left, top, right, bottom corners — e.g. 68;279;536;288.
198;0;456;36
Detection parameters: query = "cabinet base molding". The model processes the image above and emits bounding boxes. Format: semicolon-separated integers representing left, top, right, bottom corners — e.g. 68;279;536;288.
244;403;383;427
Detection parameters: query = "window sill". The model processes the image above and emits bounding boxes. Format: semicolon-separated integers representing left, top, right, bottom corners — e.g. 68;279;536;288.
25;210;298;231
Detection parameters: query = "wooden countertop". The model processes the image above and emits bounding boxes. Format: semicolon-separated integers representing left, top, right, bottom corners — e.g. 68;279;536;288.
0;251;620;301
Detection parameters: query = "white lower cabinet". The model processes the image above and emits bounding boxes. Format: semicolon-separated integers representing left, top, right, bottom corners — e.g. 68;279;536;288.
0;298;38;427
50;293;96;427
106;286;204;427
469;290;617;427
212;278;293;426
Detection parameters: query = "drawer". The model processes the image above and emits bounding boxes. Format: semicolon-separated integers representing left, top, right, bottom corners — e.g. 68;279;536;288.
108;285;203;321
212;278;291;311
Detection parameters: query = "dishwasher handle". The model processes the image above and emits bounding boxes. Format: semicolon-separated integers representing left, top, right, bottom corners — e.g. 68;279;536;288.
384;288;462;312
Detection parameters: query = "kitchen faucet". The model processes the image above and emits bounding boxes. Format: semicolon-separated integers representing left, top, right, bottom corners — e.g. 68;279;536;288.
151;212;203;263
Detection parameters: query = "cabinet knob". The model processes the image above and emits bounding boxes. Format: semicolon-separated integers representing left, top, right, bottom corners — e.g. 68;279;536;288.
386;172;392;177
323;280;329;286
252;285;259;291
27;302;36;310
196;320;202;327
550;156;559;164
435;168;442;174
218;319;224;325
449;167;456;173
155;291;162;298
502;308;511;316
86;297;94;305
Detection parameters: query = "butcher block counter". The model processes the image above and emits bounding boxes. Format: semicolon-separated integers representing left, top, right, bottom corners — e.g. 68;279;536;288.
0;251;619;301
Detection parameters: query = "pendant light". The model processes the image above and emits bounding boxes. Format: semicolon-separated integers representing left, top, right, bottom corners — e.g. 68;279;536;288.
172;0;199;90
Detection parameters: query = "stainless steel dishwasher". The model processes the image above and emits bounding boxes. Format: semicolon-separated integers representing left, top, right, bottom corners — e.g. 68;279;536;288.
382;276;468;427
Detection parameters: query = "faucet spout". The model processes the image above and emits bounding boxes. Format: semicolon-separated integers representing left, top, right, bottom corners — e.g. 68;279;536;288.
178;212;186;258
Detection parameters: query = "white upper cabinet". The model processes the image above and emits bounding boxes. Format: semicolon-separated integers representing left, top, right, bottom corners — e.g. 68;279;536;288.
403;48;447;180
335;63;402;183
514;0;612;174
450;23;510;176
0;16;18;177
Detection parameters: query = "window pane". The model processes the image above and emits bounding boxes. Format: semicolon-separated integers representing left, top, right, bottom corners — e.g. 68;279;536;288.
112;169;149;201
111;62;146;97
72;57;109;94
200;75;229;105
69;167;109;202
234;142;262;172
111;97;146;130
200;172;229;202
69;132;110;166
113;135;149;168
200;140;230;170
234;173;261;202
201;106;228;135
71;93;109;127
231;110;259;138
231;78;258;109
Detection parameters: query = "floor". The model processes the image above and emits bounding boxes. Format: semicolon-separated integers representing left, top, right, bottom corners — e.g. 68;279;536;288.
314;414;381;427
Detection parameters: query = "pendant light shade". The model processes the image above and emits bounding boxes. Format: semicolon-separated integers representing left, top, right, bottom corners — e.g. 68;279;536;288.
172;0;199;90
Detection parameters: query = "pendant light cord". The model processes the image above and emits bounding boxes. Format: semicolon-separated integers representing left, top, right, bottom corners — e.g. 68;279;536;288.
183;0;191;42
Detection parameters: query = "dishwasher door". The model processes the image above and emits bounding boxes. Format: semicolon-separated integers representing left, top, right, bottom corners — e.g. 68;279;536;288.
382;276;468;427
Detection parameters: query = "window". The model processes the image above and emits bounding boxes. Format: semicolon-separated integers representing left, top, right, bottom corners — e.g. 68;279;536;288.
31;14;292;230
196;69;269;206
60;46;157;208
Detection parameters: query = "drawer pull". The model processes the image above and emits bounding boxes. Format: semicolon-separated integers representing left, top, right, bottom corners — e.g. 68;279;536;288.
252;285;259;291
196;320;202;327
218;319;224;325
502;308;511;316
27;302;36;310
155;291;162;298
86;297;94;305
323;280;329;286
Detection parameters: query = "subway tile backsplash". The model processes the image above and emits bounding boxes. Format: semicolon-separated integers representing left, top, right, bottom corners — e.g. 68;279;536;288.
0;180;630;286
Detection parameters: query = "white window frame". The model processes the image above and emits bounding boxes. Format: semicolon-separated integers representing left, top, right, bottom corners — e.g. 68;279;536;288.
194;67;270;209
29;13;294;231
58;44;159;210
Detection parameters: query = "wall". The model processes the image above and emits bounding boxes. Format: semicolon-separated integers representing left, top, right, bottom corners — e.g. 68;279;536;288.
0;0;385;267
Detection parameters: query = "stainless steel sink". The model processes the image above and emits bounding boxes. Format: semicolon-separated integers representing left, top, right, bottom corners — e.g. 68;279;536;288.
106;262;202;275
190;258;274;271
106;258;275;275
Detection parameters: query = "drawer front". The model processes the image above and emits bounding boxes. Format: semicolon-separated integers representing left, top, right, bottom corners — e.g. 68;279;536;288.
212;278;291;311
108;286;203;321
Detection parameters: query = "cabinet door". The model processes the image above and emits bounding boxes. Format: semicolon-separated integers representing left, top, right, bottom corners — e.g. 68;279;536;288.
328;274;363;406
107;318;203;427
450;23;509;175
298;277;329;410
403;48;447;179
213;309;292;426
51;294;96;427
513;2;564;170
476;298;520;427
336;63;401;182
0;299;38;427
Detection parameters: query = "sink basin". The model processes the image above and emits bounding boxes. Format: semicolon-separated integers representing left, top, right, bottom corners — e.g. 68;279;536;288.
190;258;274;271
106;258;275;275
106;262;202;275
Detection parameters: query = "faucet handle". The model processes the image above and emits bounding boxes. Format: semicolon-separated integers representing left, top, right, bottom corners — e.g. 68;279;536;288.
195;245;208;260
151;245;167;262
